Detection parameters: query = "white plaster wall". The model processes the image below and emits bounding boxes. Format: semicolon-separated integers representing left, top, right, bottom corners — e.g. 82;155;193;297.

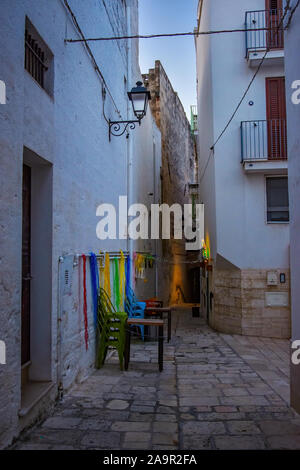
284;0;300;413
196;0;289;269
130;111;162;300
285;0;300;340
0;0;161;448
195;0;217;261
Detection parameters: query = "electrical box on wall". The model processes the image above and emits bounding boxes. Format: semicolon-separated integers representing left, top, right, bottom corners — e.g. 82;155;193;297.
267;271;278;286
280;273;286;284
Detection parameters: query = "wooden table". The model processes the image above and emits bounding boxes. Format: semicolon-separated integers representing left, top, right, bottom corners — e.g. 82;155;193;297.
124;318;164;372
144;307;172;342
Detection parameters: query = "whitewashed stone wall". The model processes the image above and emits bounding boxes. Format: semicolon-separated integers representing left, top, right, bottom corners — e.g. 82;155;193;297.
0;0;161;448
195;0;290;338
143;61;197;305
284;0;300;414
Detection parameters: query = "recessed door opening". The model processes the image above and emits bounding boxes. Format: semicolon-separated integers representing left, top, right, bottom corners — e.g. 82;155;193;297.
20;148;53;417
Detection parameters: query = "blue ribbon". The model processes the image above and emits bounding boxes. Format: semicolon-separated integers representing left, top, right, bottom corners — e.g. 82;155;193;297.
125;255;131;305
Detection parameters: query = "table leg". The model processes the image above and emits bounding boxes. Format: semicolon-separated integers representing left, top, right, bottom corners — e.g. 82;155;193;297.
158;324;163;372
124;325;131;371
167;310;171;343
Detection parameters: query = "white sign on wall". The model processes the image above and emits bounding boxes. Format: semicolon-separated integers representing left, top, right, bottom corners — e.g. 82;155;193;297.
0;340;6;364
0;80;6;104
265;292;289;307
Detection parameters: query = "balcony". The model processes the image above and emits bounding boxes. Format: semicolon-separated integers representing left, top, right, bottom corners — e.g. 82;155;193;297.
241;119;288;174
245;9;284;67
190;105;198;136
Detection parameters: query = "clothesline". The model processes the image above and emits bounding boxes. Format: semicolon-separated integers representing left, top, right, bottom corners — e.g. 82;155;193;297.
62;251;155;260
59;252;204;265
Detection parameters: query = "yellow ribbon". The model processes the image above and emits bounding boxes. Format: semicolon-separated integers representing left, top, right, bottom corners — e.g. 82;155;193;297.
119;250;126;310
99;251;105;288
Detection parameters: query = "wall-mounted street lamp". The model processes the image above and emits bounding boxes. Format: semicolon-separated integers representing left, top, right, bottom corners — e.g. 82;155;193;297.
109;81;151;141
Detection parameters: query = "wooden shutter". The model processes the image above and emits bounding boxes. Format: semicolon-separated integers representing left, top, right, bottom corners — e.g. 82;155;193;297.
266;77;287;159
265;0;284;49
266;0;282;8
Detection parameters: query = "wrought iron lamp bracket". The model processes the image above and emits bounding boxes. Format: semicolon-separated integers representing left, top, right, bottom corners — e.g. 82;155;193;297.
109;119;141;141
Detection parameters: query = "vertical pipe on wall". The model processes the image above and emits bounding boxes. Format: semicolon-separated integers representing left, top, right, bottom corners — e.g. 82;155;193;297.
153;140;158;298
126;3;134;282
56;256;64;399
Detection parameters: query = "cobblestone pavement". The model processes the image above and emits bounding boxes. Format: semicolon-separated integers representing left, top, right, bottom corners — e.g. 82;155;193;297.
13;309;300;450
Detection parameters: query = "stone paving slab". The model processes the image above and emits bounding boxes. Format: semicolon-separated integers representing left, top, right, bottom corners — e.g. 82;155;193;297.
12;309;300;450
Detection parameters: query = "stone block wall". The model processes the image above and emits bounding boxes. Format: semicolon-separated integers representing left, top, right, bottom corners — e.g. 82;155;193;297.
212;268;291;339
212;268;242;335
241;269;290;339
143;61;197;305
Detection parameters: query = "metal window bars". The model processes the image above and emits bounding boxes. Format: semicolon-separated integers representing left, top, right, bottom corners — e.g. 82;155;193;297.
25;29;48;88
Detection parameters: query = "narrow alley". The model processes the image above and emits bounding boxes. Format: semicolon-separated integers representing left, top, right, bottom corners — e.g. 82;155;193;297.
1;0;300;454
12;308;300;451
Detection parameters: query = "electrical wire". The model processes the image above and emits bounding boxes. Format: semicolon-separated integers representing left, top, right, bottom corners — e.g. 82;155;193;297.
199;148;214;183
285;0;300;28
63;0;122;119
199;2;293;181
65;27;283;43
210;1;292;151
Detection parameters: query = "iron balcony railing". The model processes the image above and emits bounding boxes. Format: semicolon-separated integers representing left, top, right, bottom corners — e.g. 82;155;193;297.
241;119;287;162
190;105;198;134
245;9;284;56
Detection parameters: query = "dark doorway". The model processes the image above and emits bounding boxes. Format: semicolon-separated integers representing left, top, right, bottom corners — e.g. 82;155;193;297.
189;268;200;303
22;164;31;365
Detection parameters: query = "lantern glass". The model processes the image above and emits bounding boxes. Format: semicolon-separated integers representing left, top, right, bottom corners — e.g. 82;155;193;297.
131;93;147;118
128;81;151;120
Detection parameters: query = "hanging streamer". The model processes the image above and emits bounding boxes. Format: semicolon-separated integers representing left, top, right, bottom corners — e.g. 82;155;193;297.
89;252;99;327
98;251;105;288
113;257;120;310
119;250;126;310
82;254;89;351
135;253;145;279
132;252;137;288
126;254;131;300
103;252;111;298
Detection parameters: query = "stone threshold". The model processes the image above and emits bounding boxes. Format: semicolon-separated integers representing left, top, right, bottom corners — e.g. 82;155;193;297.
19;381;54;418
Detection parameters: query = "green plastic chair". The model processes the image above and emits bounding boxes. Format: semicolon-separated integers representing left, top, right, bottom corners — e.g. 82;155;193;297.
96;287;127;370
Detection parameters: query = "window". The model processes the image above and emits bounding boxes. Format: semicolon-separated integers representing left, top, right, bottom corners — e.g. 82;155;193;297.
24;17;54;95
266;177;289;222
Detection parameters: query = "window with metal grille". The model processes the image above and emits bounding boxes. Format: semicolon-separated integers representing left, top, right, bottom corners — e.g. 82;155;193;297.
266;177;289;223
24;18;54;95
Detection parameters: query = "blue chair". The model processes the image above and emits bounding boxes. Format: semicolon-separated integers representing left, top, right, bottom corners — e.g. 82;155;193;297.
125;287;146;341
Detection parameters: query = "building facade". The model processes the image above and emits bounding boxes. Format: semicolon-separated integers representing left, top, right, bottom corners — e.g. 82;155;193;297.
0;0;161;448
195;0;290;338
284;0;300;413
143;61;198;306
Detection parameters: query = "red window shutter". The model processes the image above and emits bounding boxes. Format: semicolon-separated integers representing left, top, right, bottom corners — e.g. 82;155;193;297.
266;77;287;159
266;0;282;9
265;0;284;49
